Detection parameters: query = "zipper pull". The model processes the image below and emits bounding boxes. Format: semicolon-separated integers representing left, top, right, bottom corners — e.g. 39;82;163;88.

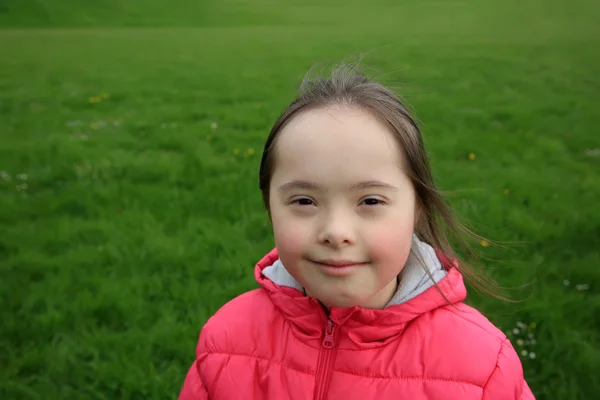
322;319;335;348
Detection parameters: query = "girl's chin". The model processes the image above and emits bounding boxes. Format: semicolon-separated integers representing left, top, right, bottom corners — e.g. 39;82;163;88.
311;292;366;309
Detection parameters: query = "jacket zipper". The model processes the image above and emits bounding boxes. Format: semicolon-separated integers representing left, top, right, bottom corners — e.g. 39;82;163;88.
314;318;337;400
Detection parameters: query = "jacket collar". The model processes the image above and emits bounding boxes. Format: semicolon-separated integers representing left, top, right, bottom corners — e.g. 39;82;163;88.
254;240;467;349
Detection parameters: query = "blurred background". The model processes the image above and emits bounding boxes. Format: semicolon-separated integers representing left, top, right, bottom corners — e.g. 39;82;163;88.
1;0;598;399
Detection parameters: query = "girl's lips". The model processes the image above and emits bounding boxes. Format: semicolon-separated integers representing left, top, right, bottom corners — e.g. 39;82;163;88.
313;259;368;267
310;260;369;277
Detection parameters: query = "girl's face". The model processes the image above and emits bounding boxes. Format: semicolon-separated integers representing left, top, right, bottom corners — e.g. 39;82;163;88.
269;107;419;309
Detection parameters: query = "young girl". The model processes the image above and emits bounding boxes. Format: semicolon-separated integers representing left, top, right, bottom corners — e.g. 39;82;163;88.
179;64;535;399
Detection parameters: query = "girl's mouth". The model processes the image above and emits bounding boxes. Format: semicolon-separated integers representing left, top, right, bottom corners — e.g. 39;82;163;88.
310;259;369;276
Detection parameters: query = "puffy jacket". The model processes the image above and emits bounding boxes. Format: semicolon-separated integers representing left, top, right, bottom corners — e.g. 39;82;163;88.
179;242;535;399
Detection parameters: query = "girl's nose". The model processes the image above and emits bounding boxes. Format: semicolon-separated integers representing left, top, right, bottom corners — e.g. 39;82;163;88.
318;211;354;248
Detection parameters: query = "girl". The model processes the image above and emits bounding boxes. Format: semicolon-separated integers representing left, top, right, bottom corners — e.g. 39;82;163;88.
179;64;535;399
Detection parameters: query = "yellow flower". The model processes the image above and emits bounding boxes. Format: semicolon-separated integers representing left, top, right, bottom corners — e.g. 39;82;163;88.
468;152;476;160
480;240;490;247
233;148;240;155
91;122;99;130
244;147;255;157
503;189;510;195
102;93;110;99
89;96;101;104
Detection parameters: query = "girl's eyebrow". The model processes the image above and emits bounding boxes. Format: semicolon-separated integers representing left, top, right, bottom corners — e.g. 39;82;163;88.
351;180;400;191
278;180;400;192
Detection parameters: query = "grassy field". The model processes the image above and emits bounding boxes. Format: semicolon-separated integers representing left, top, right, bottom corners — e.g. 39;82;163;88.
1;0;599;398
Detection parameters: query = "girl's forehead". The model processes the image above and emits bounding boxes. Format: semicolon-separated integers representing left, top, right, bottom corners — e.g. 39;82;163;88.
275;107;404;165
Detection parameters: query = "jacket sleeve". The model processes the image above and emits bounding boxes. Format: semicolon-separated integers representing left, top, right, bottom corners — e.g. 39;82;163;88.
482;339;536;400
178;359;209;400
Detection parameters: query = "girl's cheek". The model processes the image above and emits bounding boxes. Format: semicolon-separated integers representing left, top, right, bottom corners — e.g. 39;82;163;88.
272;215;310;255
367;219;414;259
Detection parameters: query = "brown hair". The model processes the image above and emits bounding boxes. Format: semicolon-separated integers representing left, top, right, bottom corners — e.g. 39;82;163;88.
258;62;506;300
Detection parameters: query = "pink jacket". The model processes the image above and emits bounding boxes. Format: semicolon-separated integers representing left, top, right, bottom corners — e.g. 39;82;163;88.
180;247;535;399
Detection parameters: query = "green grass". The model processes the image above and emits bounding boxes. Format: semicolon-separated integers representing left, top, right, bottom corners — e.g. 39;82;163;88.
1;1;599;398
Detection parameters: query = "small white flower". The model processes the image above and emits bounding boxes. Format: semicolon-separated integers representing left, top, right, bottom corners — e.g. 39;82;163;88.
513;328;520;335
576;284;589;291
1;171;9;181
16;173;28;180
527;333;534;339
530;339;536;345
521;350;528;357
529;352;536;359
563;279;570;286
585;148;600;157
516;321;526;329
210;121;218;130
80;134;89;141
516;339;524;346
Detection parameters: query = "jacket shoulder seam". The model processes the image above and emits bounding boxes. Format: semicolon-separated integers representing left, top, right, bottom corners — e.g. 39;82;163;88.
438;306;505;343
482;338;506;389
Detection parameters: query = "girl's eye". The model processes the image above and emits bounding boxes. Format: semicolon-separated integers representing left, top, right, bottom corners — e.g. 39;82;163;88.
361;197;385;206
291;198;315;206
